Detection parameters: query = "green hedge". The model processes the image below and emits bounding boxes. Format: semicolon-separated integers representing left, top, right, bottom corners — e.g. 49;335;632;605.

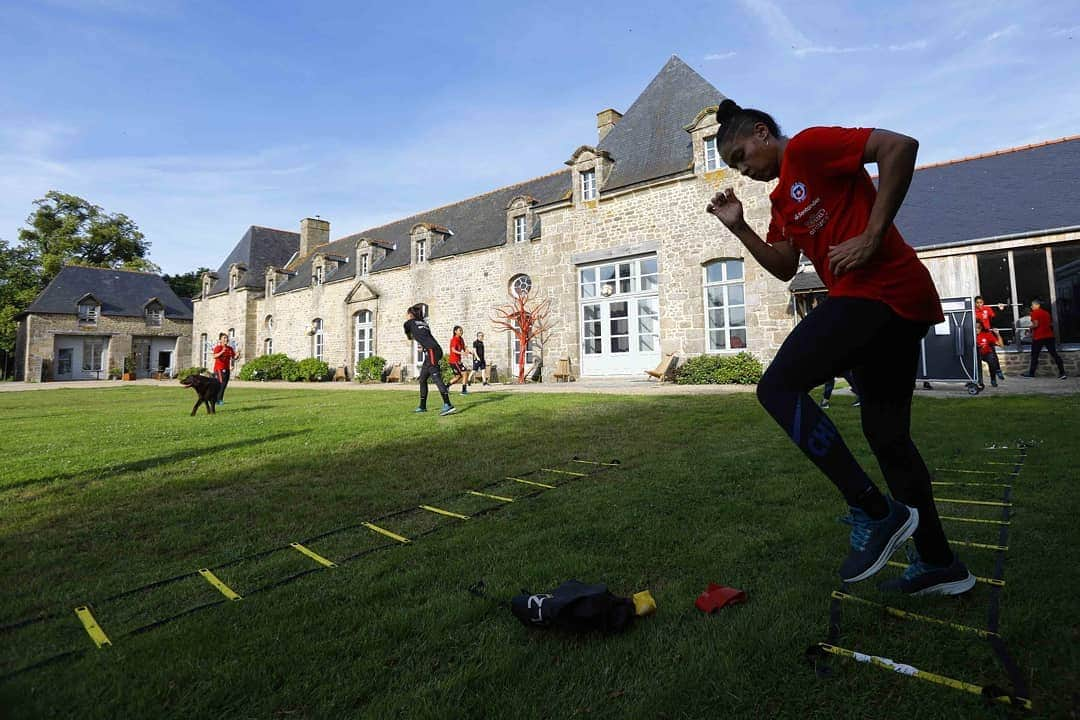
237;354;298;381
355;356;387;382
674;352;763;385
291;358;330;382
177;366;209;381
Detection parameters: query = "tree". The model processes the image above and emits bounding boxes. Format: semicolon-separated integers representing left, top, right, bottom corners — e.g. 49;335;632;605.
18;191;158;284
163;267;210;300
0;192;158;352
492;289;554;383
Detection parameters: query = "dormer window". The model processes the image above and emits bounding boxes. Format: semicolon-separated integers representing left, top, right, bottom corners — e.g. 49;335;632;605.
202;276;212;299
313;264;324;286
416;239;426;263
581;170;597;201
360;253;369;276
513;215;528;243
145;303;163;327
77;302;99;324
229;270;238;291
267;275;275;296
704;135;726;172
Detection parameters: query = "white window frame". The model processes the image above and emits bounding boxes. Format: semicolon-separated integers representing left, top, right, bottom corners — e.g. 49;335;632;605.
416;239;427;263
703;259;748;353
704;135;725;172
265;315;274;332
360;254;369;276
200;333;209;367
82;338;104;372
264;337;273;355
145;306;163;327
267;276;275;295
513;215;528;243
312;318;324;360
229;271;238;291
581;169;597;201
313;265;324;286
77;303;99;324
355;310;374;361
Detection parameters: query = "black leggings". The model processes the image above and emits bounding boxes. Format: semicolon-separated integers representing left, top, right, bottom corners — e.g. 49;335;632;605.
215;369;230;402
756;297;952;565
417;349;450;409
1028;338;1065;376
981;349;1002;380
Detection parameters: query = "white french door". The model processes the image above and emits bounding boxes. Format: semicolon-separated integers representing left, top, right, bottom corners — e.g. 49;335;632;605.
579;255;660;375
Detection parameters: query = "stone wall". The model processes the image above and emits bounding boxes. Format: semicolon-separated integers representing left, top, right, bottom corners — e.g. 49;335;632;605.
19;312;191;381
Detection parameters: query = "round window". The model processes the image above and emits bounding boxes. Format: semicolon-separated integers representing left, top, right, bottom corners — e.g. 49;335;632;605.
510;274;533;298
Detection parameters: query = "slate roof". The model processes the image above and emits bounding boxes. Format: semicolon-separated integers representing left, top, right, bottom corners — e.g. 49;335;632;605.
788;270;825;293
895;136;1080;249
23;266;194;320
206;226;300;295
597;55;725;193
273;170;571;293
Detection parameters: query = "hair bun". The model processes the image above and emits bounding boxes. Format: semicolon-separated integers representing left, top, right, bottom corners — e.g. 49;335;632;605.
715;98;741;126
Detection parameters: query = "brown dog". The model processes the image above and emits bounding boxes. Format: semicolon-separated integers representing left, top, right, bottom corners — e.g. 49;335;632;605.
180;374;221;416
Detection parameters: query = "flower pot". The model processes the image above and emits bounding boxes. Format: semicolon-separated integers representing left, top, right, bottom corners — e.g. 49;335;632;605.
122;372;136;381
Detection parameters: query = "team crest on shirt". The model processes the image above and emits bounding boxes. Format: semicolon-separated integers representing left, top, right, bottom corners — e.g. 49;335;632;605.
790;181;808;202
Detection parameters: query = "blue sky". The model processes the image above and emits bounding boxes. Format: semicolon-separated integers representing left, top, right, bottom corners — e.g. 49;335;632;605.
1;0;1078;274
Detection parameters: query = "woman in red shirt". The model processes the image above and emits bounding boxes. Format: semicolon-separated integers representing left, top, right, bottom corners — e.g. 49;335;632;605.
211;332;237;405
1022;299;1067;379
447;325;472;395
706;99;972;596
976;321;1004;387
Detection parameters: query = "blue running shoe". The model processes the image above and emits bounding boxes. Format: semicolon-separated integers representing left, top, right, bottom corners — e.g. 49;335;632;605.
439;404;456;416
414;406;427;413
878;547;976;596
839;498;919;583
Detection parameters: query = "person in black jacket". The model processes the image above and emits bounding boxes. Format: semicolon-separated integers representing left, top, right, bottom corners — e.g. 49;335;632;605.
469;331;489;386
404;304;455;416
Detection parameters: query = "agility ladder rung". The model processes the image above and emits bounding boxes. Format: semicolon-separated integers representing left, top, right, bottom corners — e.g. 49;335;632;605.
74;606;111;648
831;591;997;638
887;561;1004;587
936;497;1012;508
816;643;1031;709
467;490;514;503
506;476;555;489
931;481;1011;488
419;505;470;520
290;542;338;568
933;468;997;475
941;515;1009;526
948;539;1008;552
363;522;411;543
198;568;243;601
540;468;587;477
570;459;620;466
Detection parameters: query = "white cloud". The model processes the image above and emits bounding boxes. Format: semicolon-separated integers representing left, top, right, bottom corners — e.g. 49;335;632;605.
735;0;812;51
888;40;929;51
1051;25;1080;37
704;52;737;61
985;24;1019;41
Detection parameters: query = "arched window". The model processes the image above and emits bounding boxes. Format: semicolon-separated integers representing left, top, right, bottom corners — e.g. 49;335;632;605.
703;259;747;351
355;310;374;361
264;337;273;355
265;315;274;332
510;274;533;299
311;318;324;360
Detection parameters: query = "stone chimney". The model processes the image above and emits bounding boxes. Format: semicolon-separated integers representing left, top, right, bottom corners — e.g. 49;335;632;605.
597;108;623;142
299;217;330;258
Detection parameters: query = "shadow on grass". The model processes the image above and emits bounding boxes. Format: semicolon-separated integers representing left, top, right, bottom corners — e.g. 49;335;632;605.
0;431;308;493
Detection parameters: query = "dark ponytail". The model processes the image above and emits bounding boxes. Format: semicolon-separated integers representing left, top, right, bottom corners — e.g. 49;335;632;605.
408;303;426;320
715;98;781;145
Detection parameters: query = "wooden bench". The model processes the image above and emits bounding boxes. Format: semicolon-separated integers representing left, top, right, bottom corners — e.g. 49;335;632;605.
645;353;677;383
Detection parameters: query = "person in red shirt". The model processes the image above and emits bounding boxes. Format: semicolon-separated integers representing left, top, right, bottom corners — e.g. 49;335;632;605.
211;332;237;405
706;99;972;596
976;321;1004;387
1022;299;1067;379
974;296;1007;381
447;325;472;395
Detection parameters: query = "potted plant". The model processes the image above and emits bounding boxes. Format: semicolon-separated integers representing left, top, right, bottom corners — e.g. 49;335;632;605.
122;355;137;381
108;367;122;380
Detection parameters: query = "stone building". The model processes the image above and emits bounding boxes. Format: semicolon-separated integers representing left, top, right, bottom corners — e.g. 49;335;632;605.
193;56;1080;380
15;265;193;382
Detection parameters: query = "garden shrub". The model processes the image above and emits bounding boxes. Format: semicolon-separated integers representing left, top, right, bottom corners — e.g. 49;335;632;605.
292;357;330;382
237;354;298;381
355;356;387;382
674;352;763;385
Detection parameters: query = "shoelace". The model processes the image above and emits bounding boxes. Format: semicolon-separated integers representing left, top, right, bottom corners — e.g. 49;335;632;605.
901;545;928;580
839;512;873;552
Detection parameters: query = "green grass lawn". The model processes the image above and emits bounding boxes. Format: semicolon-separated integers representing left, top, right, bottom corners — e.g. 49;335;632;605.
0;385;1077;719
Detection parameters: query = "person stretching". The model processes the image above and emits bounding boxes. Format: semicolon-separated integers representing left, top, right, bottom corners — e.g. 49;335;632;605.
404;305;455;416
976;321;1004;388
706;98;973;596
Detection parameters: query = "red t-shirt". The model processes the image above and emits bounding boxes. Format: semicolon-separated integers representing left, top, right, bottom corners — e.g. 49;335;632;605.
976;331;999;356
766;127;944;324
449;335;466;364
975;304;996;329
212;344;236;373
1030;308;1054;340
